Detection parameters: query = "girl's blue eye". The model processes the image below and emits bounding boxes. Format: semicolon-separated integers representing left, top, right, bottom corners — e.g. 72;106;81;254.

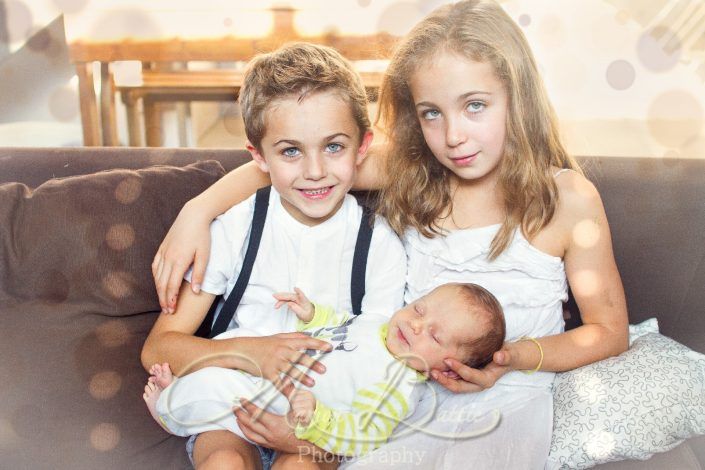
326;143;343;153
282;147;300;157
467;101;485;113
422;109;441;120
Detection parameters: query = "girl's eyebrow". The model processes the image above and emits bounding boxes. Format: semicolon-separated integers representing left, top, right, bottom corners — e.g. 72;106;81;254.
459;91;491;101
415;91;491;108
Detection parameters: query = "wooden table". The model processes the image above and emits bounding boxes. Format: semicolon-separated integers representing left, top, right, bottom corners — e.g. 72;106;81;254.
116;69;385;146
68;9;399;146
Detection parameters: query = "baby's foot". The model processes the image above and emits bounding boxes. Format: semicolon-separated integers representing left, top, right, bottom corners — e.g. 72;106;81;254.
143;381;169;432
148;362;174;389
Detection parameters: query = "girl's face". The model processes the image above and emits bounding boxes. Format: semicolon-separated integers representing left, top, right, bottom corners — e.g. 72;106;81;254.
409;51;508;185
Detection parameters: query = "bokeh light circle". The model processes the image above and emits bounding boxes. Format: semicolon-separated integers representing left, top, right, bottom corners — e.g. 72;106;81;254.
49;86;80;121
647;90;704;147
637;27;681;73
605;60;635;91
90;423;120;451
89;371;123;400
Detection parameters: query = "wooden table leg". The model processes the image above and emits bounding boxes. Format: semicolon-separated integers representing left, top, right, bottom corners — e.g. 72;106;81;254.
121;91;144;147
100;62;119;146
75;63;101;146
144;97;163;147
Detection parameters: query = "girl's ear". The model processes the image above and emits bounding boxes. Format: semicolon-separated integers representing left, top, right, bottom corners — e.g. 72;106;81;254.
247;142;269;173
355;130;374;165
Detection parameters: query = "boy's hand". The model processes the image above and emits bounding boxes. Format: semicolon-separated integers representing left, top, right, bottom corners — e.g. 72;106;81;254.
243;334;330;387
273;287;315;322
285;381;316;427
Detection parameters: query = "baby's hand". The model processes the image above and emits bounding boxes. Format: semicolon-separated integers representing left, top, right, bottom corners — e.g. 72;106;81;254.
288;388;316;427
273;287;314;322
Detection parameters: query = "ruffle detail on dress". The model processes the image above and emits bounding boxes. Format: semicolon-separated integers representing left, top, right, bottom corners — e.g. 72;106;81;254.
403;229;568;308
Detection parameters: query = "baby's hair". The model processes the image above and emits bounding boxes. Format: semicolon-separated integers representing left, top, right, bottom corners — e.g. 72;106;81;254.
239;42;370;150
376;0;582;259
454;283;505;369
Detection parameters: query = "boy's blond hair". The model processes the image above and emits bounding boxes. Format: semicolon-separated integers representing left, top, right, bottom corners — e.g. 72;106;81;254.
239;42;370;150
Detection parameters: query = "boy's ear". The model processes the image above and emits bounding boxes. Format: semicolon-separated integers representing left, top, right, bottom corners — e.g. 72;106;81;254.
247;142;269;173
355;130;374;165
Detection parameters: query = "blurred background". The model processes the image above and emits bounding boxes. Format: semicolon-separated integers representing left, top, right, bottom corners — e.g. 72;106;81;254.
0;0;703;159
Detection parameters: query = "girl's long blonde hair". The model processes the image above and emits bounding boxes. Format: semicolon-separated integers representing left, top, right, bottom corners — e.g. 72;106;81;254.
376;0;581;259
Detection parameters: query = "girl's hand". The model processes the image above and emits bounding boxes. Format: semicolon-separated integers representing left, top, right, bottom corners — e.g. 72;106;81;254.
431;347;513;393
244;333;331;387
273;288;314;322
152;202;212;314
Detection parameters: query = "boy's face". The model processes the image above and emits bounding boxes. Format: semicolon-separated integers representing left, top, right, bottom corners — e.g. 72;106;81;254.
248;90;372;226
387;285;479;374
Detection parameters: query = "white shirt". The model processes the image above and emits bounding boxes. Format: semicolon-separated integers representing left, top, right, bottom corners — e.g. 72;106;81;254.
186;187;407;335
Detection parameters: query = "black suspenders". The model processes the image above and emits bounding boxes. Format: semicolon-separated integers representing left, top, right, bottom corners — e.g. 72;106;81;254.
196;186;374;339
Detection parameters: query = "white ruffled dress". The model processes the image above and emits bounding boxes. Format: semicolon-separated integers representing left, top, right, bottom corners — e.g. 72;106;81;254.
345;225;568;470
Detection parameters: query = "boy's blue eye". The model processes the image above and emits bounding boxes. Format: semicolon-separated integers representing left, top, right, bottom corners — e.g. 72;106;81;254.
421;109;441;120
325;143;343;153
467;101;485;113
282;147;301;157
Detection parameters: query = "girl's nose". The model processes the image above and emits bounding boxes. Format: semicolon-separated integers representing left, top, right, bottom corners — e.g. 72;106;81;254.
445;118;467;148
304;153;326;180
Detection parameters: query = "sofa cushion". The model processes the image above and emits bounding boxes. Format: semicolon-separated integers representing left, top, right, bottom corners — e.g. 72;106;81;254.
0;160;225;315
547;319;705;469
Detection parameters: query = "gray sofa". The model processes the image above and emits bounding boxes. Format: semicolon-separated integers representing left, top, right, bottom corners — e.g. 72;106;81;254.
1;146;703;469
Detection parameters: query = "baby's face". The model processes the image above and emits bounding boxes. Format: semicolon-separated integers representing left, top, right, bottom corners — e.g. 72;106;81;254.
386;285;479;373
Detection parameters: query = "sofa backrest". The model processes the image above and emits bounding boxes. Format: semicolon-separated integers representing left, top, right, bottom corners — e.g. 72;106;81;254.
579;156;705;353
1;147;703;353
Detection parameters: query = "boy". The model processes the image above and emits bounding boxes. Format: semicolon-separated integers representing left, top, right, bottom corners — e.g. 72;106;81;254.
145;282;506;458
141;43;407;470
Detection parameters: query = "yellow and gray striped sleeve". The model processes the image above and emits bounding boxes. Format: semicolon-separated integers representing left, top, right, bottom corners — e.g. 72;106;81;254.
296;303;353;333
294;380;414;457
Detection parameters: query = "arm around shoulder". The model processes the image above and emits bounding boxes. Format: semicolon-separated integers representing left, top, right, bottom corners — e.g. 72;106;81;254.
153;161;271;312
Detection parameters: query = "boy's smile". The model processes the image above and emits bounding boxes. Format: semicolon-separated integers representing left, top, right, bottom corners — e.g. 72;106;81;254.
249;89;371;226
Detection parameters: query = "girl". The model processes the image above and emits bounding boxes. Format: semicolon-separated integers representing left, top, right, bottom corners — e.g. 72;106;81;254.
153;1;628;468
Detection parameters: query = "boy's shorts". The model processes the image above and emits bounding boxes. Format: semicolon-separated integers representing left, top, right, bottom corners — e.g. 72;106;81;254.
186;433;276;470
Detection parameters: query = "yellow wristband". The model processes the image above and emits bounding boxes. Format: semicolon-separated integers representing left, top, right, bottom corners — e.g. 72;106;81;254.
519;336;543;374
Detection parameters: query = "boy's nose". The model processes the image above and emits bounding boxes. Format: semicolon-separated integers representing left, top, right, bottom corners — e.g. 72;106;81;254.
304;154;326;180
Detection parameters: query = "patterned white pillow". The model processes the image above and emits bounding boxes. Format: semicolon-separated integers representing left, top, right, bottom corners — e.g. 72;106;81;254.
547;319;705;469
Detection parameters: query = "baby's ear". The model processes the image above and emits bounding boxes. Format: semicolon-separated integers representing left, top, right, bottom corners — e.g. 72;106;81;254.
247;142;269;173
442;370;461;380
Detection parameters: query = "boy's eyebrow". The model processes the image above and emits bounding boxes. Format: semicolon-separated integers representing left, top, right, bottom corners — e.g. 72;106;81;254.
272;139;302;147
325;132;352;141
272;133;352;147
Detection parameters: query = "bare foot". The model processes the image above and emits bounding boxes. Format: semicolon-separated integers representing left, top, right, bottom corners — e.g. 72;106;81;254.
148;362;174;389
143;381;170;432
